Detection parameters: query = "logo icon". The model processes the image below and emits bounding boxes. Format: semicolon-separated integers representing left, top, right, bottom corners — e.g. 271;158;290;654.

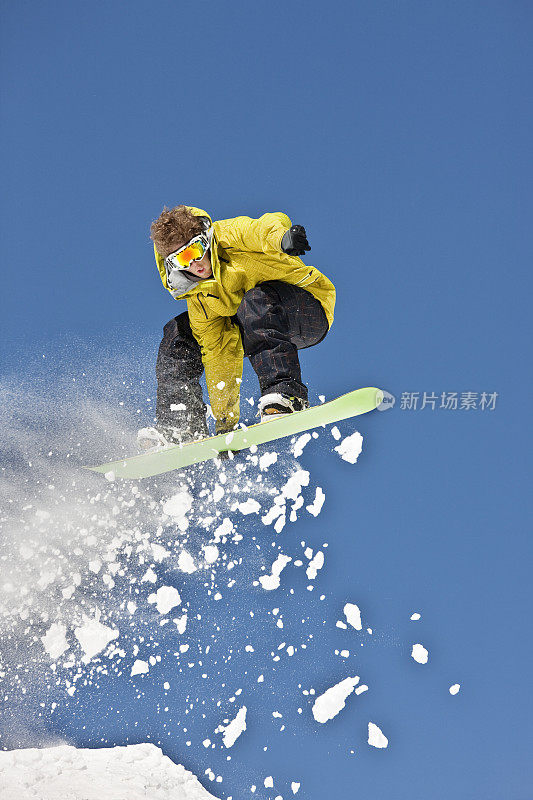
377;390;396;411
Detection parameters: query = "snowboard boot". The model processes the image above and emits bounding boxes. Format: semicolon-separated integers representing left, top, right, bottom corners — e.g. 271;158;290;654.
137;426;171;452
257;393;309;422
137;419;209;452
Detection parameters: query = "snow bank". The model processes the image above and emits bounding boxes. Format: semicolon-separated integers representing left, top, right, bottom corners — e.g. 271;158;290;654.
0;743;220;799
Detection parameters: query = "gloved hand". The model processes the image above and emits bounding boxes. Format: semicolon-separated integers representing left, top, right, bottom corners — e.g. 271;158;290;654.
215;420;238;436
281;225;311;256
215;419;240;459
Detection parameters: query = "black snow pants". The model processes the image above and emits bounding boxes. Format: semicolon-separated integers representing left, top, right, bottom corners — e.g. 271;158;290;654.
155;281;329;434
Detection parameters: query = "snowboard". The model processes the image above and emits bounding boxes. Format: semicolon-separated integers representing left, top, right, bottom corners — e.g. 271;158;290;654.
86;387;384;480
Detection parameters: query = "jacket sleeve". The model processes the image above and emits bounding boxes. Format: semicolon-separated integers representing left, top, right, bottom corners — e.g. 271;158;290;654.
187;296;243;428
215;212;292;254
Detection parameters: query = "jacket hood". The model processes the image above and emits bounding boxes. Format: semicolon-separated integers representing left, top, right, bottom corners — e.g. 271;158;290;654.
154;206;217;298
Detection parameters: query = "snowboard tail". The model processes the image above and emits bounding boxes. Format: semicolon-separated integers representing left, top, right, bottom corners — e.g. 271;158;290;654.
86;387;384;480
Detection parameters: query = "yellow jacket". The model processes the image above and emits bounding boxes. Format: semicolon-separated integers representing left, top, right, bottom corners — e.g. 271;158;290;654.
154;207;336;426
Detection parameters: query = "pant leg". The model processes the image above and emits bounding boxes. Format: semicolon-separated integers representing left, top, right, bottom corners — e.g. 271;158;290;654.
155;312;208;437
235;281;329;401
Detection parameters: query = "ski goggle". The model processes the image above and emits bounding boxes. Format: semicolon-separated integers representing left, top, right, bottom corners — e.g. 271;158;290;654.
164;233;210;272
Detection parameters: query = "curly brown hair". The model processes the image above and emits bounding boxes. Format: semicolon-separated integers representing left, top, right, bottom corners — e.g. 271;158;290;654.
150;206;206;257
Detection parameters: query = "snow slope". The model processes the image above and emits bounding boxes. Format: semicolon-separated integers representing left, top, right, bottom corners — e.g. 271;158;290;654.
0;742;220;800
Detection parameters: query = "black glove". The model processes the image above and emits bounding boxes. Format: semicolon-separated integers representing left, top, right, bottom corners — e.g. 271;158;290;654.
215;420;238;436
281;225;311;256
215;419;240;459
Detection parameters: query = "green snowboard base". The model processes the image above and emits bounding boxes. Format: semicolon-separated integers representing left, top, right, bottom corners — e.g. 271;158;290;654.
86;387;384;480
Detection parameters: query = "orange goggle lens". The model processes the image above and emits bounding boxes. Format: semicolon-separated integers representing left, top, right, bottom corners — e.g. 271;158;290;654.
170;239;207;270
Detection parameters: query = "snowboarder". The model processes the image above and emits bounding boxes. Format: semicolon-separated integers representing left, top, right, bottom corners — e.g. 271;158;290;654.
138;206;336;449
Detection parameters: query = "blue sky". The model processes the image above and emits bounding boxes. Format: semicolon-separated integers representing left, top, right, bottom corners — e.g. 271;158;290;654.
1;1;532;798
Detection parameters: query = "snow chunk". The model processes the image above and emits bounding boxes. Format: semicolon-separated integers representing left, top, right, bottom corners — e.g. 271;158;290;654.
410;612;421;620
261;470;309;528
262;505;284;526
131;659;149;676
238;498;261;515
292;782;301;794
331;426;341;440
282;470;310;501
41;622;69;660
203;545;219;564
74;616;119;662
213;484;224;503
449;683;461;695
222;706;247;748
0;743;220;799
274;513;286;533
141;567;157;583
148;586;181;615
259;451;278;471
306;487;325;517
259;576;282;592
306;551;324;580
312;676;359;723
213;517;234;542
334;431;363;464
162;488;193;531
150;543;169;563
293;433;311;458
411;643;429;664
368;722;388;748
173;613;187;634
258;554;292;591
344;602;362;631
178;550;196;573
